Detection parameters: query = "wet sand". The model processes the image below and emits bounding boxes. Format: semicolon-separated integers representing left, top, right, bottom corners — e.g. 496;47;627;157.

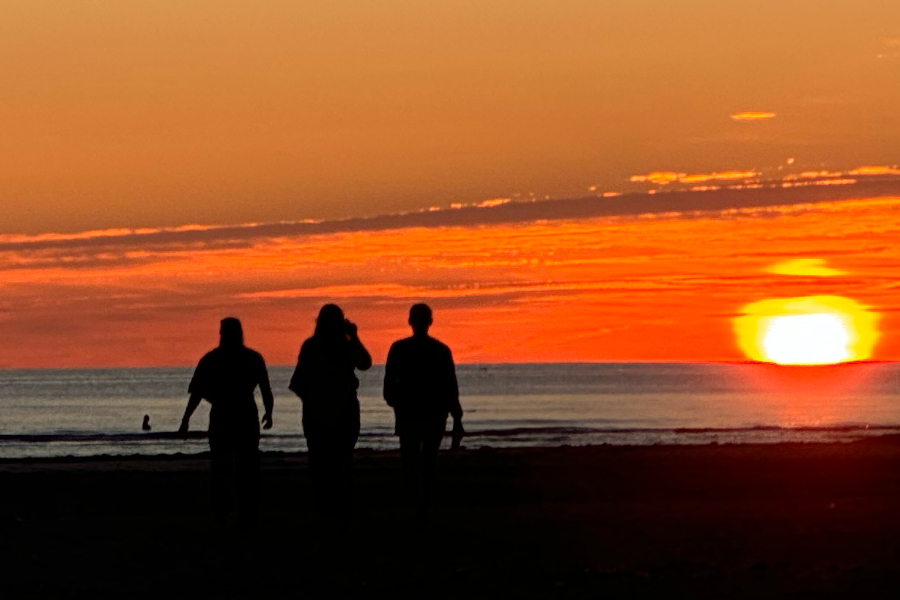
2;438;900;598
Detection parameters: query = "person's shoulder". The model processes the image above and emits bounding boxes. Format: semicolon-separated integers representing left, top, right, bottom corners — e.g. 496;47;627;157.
198;348;220;363
389;336;416;351
427;336;452;354
385;337;417;363
243;346;266;362
192;348;221;376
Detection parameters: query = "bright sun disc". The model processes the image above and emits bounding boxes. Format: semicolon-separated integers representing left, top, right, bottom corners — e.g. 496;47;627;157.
734;296;879;365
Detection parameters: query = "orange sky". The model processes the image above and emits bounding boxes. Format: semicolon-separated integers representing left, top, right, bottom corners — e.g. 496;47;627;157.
2;185;899;368
1;3;899;367
1;1;899;233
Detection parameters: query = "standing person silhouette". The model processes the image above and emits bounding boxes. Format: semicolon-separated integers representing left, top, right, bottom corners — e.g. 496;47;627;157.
384;303;463;516
179;318;274;525
289;304;372;517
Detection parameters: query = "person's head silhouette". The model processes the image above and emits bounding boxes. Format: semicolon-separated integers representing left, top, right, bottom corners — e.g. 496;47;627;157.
220;317;244;348
409;303;433;337
315;303;346;338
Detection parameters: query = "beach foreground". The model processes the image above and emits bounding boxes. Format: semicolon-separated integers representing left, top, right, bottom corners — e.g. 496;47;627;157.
3;439;900;598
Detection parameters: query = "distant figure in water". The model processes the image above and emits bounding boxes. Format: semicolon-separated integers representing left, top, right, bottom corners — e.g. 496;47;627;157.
384;303;463;516
289;304;372;517
180;317;274;525
142;415;151;431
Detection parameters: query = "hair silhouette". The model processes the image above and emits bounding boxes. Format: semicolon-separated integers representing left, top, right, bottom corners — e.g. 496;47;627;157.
219;316;244;347
384;304;463;517
314;303;346;337
408;303;433;335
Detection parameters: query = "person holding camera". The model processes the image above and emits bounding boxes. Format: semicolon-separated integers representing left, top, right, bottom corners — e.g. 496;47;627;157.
289;304;372;518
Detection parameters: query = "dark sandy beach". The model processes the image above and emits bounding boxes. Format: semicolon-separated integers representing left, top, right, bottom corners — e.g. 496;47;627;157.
3;439;900;598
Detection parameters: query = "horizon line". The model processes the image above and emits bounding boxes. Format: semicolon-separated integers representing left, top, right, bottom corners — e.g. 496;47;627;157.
1;359;895;372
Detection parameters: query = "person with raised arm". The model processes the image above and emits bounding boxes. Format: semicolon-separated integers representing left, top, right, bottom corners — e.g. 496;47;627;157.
289;304;372;517
180;317;274;525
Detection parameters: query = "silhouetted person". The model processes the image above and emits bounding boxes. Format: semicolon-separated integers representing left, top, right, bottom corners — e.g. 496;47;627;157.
142;415;151;431
180;317;274;525
289;304;372;517
384;303;463;516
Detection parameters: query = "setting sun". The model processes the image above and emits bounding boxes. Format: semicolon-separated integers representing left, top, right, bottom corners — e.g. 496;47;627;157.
734;296;880;365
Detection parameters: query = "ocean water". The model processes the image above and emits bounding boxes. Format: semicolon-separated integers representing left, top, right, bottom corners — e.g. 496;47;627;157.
0;363;898;459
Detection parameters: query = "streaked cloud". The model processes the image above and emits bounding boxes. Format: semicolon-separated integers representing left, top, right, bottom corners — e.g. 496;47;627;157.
766;259;847;278
681;171;759;184
730;111;777;122
779;178;857;189
4;177;899;260
631;170;759;185
783;170;846;181
240;278;675;302
475;198;512;208
849;165;900;176
2;176;900;273
629;164;900;194
0;223;230;246
630;172;686;185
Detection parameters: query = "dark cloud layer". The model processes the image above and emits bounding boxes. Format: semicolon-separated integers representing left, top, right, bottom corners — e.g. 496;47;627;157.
3;177;900;255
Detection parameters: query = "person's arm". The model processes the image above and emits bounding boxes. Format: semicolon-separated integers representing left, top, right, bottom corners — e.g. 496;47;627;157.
383;344;398;407
447;348;464;449
346;321;373;371
179;392;203;434
258;355;274;430
288;343;306;399
181;358;207;434
446;348;464;431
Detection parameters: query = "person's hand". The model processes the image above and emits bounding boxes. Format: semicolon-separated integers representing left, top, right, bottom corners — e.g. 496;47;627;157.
261;412;273;430
344;319;358;337
178;417;190;435
451;417;464;450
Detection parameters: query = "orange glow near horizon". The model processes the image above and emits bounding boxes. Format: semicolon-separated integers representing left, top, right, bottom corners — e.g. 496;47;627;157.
0;195;899;368
734;296;880;365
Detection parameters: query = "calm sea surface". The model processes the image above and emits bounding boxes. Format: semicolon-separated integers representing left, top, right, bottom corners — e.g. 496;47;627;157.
0;363;898;459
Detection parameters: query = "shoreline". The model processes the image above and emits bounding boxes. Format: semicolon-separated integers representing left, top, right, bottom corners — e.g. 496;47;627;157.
3;427;900;464
2;432;900;467
1;359;893;370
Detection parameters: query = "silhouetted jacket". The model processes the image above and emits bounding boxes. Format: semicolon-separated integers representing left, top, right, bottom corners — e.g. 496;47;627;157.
289;335;370;418
384;335;461;431
188;345;273;445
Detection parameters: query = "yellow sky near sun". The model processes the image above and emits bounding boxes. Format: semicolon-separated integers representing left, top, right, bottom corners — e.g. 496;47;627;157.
1;0;899;233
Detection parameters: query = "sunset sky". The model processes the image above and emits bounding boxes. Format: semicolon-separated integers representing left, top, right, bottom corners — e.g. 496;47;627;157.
1;1;899;367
